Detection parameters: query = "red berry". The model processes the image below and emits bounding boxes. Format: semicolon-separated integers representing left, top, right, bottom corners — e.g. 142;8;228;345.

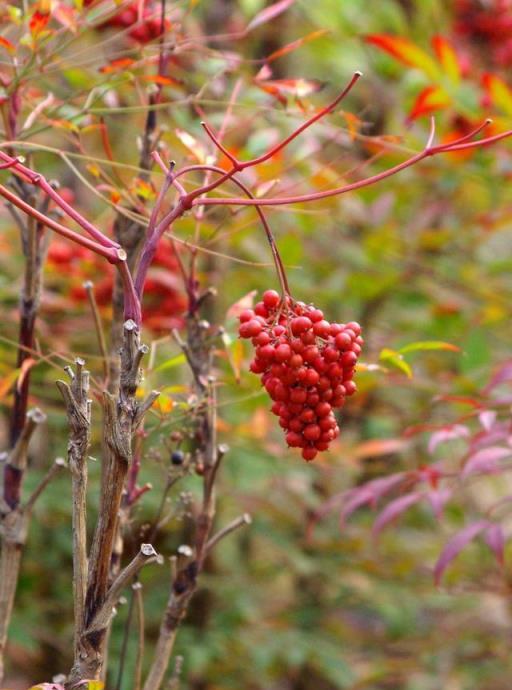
335;332;352;350
258;344;275;360
346;321;361;335
289;354;303;368
300;408;316;423
239;309;255;323
290;388;307;404
324;347;339;362
301;331;316;344
308;308;324;322
254;302;268;317
330;323;344;336
275;343;292;362
304;369;320;386
316;402;332;417
344;380;357;396
288;403;304;415
313;320;331;338
291;316;313;335
319;416;336;431
341;351;357;367
288;418;303;433
253;331;271;346
306;392;320;406
263;290;280;309
302;447;318;461
286;431;303;448
315;441;330;451
250;359;266;374
303;424;321;441
273;325;286;337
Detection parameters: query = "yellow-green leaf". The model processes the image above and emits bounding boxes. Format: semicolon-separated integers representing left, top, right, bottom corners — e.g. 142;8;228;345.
379;348;413;378
399;341;460;355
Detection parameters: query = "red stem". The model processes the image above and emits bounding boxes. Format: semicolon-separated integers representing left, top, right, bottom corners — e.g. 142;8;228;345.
0;150;119;249
0;182;122;262
186;128;512;208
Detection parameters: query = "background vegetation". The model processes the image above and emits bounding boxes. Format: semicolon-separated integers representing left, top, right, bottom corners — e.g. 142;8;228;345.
2;0;512;688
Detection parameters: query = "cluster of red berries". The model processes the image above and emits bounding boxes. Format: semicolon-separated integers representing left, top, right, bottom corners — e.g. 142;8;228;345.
455;0;512;67
84;0;169;43
238;291;362;462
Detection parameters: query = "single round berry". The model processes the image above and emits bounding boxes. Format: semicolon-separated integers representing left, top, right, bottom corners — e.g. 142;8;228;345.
302;447;318;461
335;332;352;350
303;424;321;442
275;343;292;363
286;431;303;448
239;309;255;323
316;402;332;417
313;320;331;338
291;316;313;335
171;450;185;465
263;289;280;309
344;380;357;396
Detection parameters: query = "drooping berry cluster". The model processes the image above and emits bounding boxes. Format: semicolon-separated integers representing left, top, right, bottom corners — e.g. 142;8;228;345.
238;291;362;461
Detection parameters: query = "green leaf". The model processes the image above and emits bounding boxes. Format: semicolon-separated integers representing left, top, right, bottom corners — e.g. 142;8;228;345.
379;348;413;378
399;340;460;355
153;353;186;373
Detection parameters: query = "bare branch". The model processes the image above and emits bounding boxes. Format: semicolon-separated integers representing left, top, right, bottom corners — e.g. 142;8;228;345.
24;457;66;511
206;513;252;554
87;545;160;634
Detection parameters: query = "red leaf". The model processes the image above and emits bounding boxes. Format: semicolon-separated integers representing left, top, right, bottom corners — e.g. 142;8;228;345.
462;446;512;479
365;34;440;78
428;424;470;453
0;36;15;54
431;36;461;82
266;29;328;63
29;8;51;36
246;0;295;32
99;58;136;74
372;492;423;538
408;85;451;121
434;520;490;585
484;524;505;567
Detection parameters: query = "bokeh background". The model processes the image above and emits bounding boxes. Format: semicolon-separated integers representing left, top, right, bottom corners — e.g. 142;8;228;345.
2;1;512;688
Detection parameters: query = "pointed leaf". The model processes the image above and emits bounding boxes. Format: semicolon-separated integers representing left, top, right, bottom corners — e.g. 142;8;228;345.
428;424;470;453
365;34;440;79
175;128;209;164
372;492;423;538
431;36;461;82
484;524;505;567
266;29;329;63
246;0;295;32
426;488;452;519
379;348;412;378
0;36;15;54
482;73;512;117
434;520;490;585
462;446;511;479
408;85;451;121
479;410;497;431
399;340;460;355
